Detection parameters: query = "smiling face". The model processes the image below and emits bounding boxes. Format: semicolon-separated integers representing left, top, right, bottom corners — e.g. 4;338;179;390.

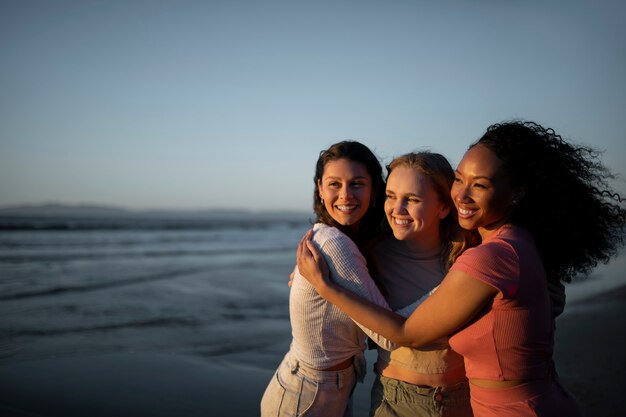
451;144;518;238
317;158;373;231
384;166;450;251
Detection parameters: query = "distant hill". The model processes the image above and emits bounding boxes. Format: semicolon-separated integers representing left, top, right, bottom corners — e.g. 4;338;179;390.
0;203;133;218
0;203;309;218
0;203;313;230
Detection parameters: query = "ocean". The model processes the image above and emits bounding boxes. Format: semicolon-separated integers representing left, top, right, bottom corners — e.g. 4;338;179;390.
0;214;311;369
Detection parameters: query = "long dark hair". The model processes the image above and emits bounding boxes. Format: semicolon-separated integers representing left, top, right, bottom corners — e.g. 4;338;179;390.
313;141;386;249
473;121;625;283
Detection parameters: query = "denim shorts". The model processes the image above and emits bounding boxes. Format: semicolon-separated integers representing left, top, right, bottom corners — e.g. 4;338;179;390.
261;351;357;417
370;373;473;417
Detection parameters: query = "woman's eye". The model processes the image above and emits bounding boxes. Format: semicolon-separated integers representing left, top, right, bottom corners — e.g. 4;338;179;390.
473;183;487;189
409;198;420;204
454;177;462;183
385;194;395;200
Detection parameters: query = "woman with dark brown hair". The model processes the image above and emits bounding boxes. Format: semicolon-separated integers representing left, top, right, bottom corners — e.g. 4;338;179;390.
261;141;403;417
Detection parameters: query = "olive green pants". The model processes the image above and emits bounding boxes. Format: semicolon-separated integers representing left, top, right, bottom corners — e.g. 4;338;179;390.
370;374;473;417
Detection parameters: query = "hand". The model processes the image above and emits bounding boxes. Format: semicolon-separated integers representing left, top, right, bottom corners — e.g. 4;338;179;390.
296;229;332;295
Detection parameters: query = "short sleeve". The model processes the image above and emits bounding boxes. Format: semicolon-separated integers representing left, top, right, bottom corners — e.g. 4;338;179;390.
450;239;520;299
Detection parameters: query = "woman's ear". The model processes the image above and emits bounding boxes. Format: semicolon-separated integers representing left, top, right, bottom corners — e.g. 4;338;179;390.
439;205;451;219
317;179;323;199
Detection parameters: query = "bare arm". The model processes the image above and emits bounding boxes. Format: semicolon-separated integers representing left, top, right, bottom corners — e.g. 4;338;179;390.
297;233;498;348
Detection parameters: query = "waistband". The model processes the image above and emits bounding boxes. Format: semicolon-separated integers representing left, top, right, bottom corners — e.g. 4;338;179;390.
378;373;470;395
284;351;360;384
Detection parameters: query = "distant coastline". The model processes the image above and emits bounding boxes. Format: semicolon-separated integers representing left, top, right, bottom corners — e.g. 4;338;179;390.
0;203;313;231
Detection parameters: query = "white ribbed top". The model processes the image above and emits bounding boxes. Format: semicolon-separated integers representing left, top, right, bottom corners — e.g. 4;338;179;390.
289;223;418;370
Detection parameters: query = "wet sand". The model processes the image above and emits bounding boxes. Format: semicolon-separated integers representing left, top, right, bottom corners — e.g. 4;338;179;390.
553;284;626;416
0;352;272;417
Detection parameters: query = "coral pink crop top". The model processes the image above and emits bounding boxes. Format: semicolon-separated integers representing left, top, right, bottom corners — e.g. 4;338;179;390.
448;225;554;381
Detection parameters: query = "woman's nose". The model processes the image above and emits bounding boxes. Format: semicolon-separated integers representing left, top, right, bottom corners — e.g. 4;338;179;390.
392;199;407;213
453;184;471;203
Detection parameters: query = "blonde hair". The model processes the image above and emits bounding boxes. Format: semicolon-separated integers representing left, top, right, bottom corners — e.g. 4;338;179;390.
387;152;475;270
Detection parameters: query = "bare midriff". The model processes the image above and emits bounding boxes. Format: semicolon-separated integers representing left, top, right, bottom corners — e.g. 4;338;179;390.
376;359;467;387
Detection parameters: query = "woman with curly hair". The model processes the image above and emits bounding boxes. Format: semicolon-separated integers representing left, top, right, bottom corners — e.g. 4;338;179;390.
296;121;625;416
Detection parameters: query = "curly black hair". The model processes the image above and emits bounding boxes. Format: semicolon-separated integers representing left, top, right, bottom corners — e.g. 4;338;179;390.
473;121;626;283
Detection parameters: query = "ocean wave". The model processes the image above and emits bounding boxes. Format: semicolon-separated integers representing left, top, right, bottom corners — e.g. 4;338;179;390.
2;317;201;337
0;255;294;300
0;267;208;300
0;216;311;231
0;245;295;264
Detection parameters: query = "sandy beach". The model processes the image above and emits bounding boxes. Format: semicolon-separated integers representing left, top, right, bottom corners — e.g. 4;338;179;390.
0;352;273;417
0;283;623;417
552;283;626;416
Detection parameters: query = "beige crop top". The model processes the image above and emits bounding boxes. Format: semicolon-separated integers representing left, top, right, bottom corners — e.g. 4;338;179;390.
369;233;465;374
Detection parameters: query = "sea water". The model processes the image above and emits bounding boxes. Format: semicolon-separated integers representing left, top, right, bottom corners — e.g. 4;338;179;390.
0;214;311;368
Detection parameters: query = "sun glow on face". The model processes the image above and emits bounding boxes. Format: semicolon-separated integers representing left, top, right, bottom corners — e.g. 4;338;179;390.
452;145;517;239
384;166;449;251
317;159;372;230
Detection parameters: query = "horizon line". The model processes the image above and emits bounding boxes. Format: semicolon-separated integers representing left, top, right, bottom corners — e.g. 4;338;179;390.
0;201;312;214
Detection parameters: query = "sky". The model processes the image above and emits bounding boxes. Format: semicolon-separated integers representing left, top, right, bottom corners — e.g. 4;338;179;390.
1;0;625;212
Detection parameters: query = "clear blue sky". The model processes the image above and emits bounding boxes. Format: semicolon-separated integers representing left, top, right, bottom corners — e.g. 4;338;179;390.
1;0;625;211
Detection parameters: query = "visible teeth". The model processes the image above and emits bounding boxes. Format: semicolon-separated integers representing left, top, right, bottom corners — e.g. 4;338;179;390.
337;205;356;211
458;208;476;216
394;218;411;225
